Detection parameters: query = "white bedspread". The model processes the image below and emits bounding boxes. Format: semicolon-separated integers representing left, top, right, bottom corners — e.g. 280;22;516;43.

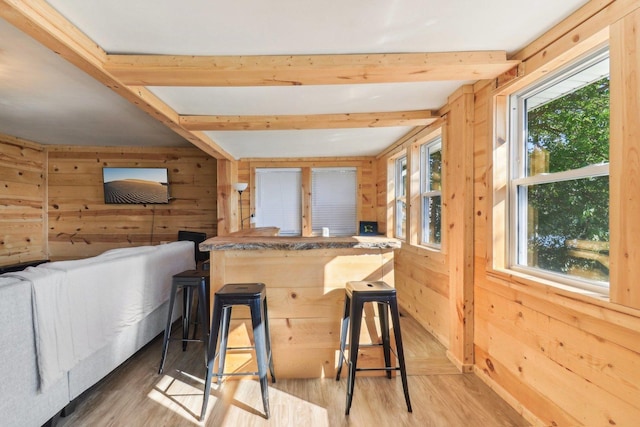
4;268;75;391
7;241;195;392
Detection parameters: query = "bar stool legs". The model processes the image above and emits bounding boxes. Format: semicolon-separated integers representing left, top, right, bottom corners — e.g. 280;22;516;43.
158;271;209;375
336;281;412;415
182;286;192;351
389;295;412;413
250;299;272;417
379;302;393;380
201;283;275;421
201;297;223;421
344;296;364;414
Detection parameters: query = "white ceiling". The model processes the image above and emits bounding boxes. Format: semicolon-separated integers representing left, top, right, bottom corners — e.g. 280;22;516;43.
0;19;188;147
0;0;590;159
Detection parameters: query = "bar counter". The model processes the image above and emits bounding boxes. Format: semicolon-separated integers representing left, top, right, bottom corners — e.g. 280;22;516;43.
199;234;400;379
200;235;401;251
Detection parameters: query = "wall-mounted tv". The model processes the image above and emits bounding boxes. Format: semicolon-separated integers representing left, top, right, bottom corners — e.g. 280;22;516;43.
103;167;170;204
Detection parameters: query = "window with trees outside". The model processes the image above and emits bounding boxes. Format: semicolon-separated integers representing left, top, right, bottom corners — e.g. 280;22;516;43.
395;156;407;239
509;48;610;291
420;137;442;248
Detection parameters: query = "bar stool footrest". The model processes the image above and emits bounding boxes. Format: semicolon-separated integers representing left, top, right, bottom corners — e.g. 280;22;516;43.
220;345;256;351
168;338;206;343
217;371;261;377
355;366;401;372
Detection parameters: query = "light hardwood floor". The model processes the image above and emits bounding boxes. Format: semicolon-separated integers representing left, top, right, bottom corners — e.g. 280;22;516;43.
56;314;529;427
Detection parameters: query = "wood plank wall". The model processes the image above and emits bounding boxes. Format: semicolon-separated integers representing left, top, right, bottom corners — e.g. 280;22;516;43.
610;6;640;309
380;1;640;425
472;1;640;425
375;123;453;350
46;145;217;260
4;1;640;423
209;247;395;378
0;134;48;265
442;87;475;370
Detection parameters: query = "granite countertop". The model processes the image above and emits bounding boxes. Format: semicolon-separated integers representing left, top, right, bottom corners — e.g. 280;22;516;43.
200;235;401;251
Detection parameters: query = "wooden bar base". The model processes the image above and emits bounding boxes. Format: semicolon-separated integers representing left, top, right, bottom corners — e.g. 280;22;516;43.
200;236;400;379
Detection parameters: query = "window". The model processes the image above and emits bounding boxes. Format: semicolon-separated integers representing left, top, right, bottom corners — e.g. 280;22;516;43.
255;168;302;235
254;167;357;236
395;156;407;239
311;167;357;236
509;49;610;290
420;137;442;248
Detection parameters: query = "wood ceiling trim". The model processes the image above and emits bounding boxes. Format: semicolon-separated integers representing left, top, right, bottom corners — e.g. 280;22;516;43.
376;118;445;160
106;52;520;86
0;0;234;160
510;0;614;62
180;110;437;131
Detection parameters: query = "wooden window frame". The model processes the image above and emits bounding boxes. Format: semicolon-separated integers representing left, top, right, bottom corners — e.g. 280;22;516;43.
493;46;611;296
394;155;407;239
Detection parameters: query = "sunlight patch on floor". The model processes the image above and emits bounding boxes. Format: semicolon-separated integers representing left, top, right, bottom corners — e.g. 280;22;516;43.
149;371;206;424
150;371;331;426
210;380;331;427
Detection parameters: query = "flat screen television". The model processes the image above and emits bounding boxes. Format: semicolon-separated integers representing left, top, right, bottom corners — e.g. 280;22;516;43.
102;167;170;204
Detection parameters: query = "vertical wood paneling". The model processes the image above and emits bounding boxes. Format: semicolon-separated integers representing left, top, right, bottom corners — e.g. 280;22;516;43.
375;122;454;367
301;167;312;236
472;80;492;265
474;2;640;422
445;86;475;371
216;159;237;236
0;134;47;265
375;156;391;235
47;145;216;259
394;246;450;345
407;143;420;246
208;248;395;378
360;158;376;221
610;9;640;309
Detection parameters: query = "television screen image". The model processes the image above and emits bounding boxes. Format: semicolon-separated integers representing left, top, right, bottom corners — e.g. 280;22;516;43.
103;167;170;204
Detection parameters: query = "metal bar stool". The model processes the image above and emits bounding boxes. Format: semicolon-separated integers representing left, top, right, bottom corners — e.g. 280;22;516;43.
158;268;209;374
200;283;276;421
336;281;412;415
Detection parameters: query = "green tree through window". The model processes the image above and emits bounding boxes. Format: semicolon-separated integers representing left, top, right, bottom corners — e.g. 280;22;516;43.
527;77;610;172
523;75;610;282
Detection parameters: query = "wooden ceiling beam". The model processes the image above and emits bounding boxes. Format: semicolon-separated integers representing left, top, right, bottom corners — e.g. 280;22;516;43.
106;52;520;86
180;110;437;131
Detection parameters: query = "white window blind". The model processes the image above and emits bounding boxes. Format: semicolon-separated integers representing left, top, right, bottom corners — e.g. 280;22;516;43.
311;167;357;236
255;168;301;236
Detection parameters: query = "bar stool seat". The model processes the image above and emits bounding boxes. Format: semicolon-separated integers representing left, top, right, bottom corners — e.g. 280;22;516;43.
158;268;209;374
201;283;276;421
336;280;412;415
